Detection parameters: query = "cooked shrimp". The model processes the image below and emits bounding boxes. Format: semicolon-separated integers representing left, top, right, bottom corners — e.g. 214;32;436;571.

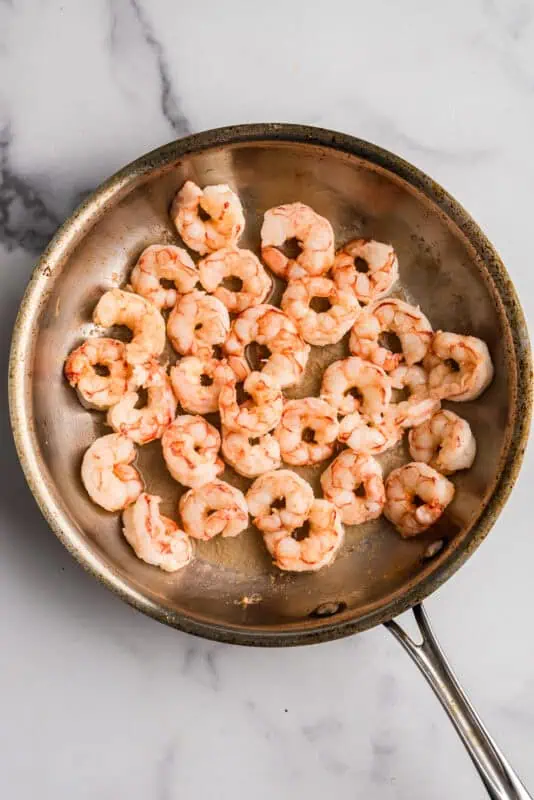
64;337;129;410
223;304;310;388
81;433;143;512
93;288;166;365
221;428;281;478
179;480;249;541
332;239;398;305
423;331;494;401
129;244;199;310
122;493;193;572
261;202;335;279
384;462;454;538
198;247;272;313
274;398;339;466
281;276;360;346
321;356;391;419
408;409;476;474
171;180;245;255
389;365;440;429
162;415;223;488
321;451;385;525
170;355;235;415
219;371;283;437
350;298;433;372
263;499;344;572
337;409;402;455
167;289;230;357
107;362;176;445
246;469;314;534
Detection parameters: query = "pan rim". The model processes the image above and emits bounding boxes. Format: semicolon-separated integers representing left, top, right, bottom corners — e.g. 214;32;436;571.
9;122;533;647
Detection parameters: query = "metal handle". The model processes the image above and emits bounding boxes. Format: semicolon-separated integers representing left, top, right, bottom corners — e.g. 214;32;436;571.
386;604;531;800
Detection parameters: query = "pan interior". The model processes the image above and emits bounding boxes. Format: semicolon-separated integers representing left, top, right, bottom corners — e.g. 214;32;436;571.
27;137;514;636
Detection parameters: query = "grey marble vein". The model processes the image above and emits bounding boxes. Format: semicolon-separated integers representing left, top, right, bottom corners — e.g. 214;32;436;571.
0;126;60;253
157;741;177;800
126;0;192;137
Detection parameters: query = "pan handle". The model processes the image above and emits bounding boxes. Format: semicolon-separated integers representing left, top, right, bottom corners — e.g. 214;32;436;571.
386;603;531;799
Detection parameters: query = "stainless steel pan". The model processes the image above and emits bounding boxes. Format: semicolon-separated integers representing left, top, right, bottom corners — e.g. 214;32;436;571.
9;124;533;798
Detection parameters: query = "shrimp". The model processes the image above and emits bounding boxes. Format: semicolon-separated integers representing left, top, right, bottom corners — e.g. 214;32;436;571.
81;433;143;512
423;331;494;401
198;247;272;313
219;371;283;437
389;365;440;429
93;288;166;365
321;451;385;525
262;500;344;572
171;180;245;255
167;289;230;357
106;362;176;445
221;428;281;478
179;480;249;541
246;469;314;534
332;239;398;305
337;410;402;455
129;244;199;310
281;276;360;346
122;493;193;572
274;398;339;466
408;409;476;474
321;356;391;419
161;415;223;488
170;355;235;415
384;462;454;538
223;304;310;388
350;298;433;372
260;202;334;279
64;337;129;410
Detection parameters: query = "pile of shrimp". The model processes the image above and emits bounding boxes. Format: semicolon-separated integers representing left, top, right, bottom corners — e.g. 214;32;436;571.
64;181;493;574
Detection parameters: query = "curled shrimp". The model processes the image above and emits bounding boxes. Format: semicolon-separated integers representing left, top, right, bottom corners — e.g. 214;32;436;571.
321;450;385;525
198;247;272;313
170;355;235;415
408;409;476;474
221;428;281;478
107;362;176;445
122;493;193;572
81;433;143;512
384;461;454;537
263;499;344;573
423;331;494;401
167;289;230;357
64;337;129;410
332;239;398;305
337;409;402;455
219;371;283;437
321;356;391;419
246;469;314;534
179;480;249;541
93;288;166;365
129;244;199;310
261;202;334;280
350;298;433;372
274;398;339;466
281;276;360;346
161;415;223;488
171;180;245;255
389;365;440;429
223;304;310;388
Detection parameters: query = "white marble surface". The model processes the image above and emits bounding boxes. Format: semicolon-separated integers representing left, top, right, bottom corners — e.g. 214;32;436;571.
1;1;534;797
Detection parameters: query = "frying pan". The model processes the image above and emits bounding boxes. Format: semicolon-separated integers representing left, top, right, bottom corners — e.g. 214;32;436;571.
9;124;533;798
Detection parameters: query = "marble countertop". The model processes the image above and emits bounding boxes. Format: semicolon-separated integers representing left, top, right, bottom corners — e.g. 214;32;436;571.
2;1;534;798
